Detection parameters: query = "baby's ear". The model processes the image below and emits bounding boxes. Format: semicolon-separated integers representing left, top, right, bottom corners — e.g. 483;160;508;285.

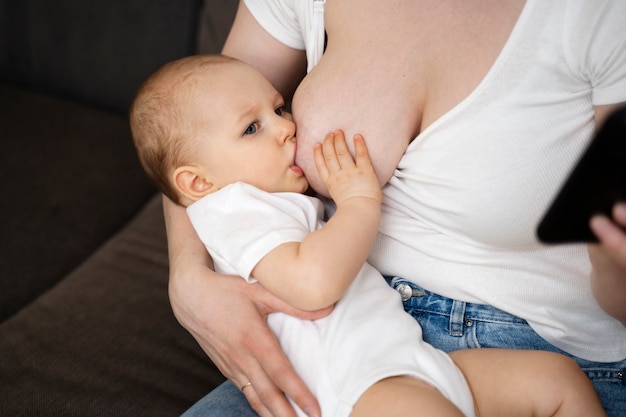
172;166;218;202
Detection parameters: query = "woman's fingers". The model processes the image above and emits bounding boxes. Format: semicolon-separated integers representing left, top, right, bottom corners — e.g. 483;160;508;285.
590;205;626;268
172;272;320;417
235;357;296;417
613;202;626;225
239;284;323;417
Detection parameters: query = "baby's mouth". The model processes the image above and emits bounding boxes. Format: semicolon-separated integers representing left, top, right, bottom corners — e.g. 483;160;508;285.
290;142;304;175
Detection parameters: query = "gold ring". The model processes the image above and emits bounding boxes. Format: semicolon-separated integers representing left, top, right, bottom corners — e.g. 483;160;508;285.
240;382;252;392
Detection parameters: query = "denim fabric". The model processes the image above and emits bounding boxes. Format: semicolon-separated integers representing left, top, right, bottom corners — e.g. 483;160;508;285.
181;381;256;417
181;277;626;417
388;276;626;417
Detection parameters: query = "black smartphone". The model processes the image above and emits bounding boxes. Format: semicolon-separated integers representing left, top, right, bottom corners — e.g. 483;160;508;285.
536;105;626;244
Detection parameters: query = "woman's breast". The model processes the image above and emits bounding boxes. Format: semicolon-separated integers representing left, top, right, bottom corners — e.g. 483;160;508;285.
291;0;524;195
291;35;423;195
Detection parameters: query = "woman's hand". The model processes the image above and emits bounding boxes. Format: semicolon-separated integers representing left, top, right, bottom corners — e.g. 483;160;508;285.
163;196;327;417
169;263;329;417
588;202;626;327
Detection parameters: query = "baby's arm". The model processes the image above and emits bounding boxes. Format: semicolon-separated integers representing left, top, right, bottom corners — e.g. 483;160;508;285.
252;131;382;311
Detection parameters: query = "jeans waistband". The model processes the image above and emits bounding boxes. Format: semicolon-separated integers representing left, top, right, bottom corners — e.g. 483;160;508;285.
386;276;528;325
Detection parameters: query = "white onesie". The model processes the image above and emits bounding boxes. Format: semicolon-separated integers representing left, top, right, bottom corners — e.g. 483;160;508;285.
187;182;475;417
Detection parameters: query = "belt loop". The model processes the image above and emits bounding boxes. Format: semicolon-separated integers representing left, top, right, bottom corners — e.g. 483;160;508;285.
449;300;466;337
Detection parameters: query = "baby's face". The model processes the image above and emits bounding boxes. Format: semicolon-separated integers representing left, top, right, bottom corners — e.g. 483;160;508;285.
187;61;309;194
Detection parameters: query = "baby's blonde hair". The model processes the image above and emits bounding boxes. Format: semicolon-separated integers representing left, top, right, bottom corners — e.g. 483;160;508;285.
130;54;235;205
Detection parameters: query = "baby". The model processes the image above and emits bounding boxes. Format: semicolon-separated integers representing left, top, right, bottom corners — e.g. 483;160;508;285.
130;54;605;417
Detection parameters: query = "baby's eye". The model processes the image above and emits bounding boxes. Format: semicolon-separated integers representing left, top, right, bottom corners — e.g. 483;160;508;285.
275;106;284;116
244;123;258;135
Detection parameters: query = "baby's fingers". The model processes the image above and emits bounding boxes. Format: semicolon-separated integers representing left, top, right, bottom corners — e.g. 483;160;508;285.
313;141;329;183
322;131;344;171
352;134;375;171
328;130;356;169
313;131;351;180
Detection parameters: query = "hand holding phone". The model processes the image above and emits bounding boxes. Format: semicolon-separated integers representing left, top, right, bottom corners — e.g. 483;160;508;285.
537;106;626;244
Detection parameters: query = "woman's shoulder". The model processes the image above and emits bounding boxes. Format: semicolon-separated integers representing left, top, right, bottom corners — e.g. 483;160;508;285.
243;0;316;50
562;0;626;102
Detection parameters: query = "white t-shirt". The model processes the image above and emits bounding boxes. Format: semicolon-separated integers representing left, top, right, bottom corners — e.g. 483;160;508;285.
187;183;475;417
243;0;626;362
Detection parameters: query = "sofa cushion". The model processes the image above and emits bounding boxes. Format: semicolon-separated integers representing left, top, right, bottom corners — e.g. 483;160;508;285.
0;85;156;319
0;0;204;113
197;0;238;54
0;194;224;417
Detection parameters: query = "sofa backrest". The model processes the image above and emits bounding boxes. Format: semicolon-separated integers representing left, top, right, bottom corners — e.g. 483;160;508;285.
0;0;235;114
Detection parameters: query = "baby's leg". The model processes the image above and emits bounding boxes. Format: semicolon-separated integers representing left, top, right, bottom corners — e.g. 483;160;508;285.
450;348;606;417
351;376;465;417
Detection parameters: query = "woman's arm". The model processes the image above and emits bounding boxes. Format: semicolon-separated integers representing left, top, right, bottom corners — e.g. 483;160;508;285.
253;132;382;311
164;195;325;417
222;0;307;101
165;3;322;416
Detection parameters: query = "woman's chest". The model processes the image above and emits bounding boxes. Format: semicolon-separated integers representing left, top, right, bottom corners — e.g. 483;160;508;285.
317;0;525;130
291;0;524;191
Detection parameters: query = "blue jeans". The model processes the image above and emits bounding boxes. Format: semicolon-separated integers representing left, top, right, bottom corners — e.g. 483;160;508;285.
182;276;626;417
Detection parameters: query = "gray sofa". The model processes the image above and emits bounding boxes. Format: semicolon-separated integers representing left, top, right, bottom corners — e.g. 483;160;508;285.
0;1;238;415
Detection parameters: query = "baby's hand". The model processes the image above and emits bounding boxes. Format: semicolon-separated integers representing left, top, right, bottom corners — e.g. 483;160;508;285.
313;130;382;206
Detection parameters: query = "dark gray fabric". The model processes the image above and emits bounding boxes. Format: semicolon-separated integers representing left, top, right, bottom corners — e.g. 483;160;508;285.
0;85;156;319
0;0;239;413
0;0;202;113
0;195;225;417
197;0;238;54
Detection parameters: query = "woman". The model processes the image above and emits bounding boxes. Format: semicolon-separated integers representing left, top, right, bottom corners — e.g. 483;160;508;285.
165;1;626;416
